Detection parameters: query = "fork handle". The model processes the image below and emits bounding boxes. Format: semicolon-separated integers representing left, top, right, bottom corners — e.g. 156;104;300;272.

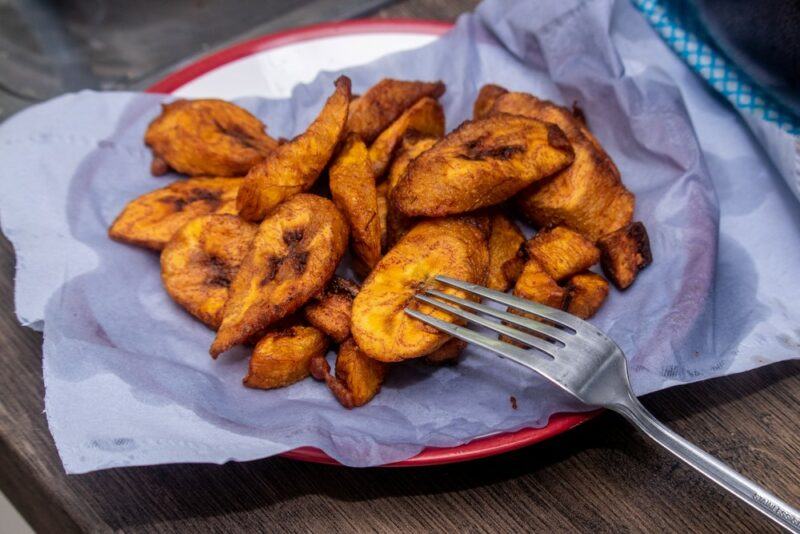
614;394;800;533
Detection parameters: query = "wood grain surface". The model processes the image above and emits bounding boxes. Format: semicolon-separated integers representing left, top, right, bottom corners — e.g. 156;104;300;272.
0;0;798;532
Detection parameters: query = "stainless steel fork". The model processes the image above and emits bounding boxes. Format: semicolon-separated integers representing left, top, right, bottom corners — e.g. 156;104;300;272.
406;275;800;532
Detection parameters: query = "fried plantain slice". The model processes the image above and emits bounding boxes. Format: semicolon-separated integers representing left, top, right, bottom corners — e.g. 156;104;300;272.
487;213;526;291
237;76;351;222
424;338;467;365
145;99;277;176
210;194;349;357
597;221;652;289
491;92;634;241
160;214;257;329
393;113;574;217
473;83;508;120
329;135;382;270
311;338;387;408
512;258;566;309
346;79;445;143
524;226;600;282
384;135;439;248
376;181;389;252
109;177;242;250
563;272;609;319
303;276;359;343
243;325;329;389
368;97;445;177
351;217;489;362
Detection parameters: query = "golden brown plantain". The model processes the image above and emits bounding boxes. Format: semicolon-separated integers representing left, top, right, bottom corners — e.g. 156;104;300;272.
236;76;351;222
311;338;387;408
424;338;467;365
384;135;439;248
243;325;329;389
145;99;277;176
160;214;257;329
351;217;489;362
303;276;359;343
487;213;526;291
368;97;445;177
512;258;566;309
524;226;600;282
329;135;382;270
491;92;634;241
210;194;348;357
346;79;445;143
109;177;242;250
376;181;389;252
563;272;609;319
473;83;508;120
597;221;652;289
386;134;439;194
502;258;566;348
393;113;574;217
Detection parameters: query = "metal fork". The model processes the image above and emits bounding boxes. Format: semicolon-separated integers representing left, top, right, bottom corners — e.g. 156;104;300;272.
406;275;800;532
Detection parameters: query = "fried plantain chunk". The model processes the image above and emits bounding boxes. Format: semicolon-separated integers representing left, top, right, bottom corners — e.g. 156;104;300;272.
109;177;242;250
210;194;348;357
502;258;566;348
473;83;508;120
243;325;329;389
237;76;351;222
597;221;652;289
424;338;467;365
491;92;634;241
563;272;609;319
145;99;277;176
376;181;390;252
487;213;526;291
346;79;445;143
351;217;489;362
512;258;566;309
303;276;359;343
329;135;382;270
524;226;600;282
368;97;445;177
312;338;387;408
160;214;257;329
393;113;574;217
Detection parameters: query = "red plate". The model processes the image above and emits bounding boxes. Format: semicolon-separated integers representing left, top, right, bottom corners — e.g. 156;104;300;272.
148;18;598;467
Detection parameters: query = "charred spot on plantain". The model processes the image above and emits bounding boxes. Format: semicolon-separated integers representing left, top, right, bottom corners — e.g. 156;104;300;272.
211;118;264;151
261;256;284;285
282;228;304;246
206;255;235;288
458;135;525;161
545;124;573;156
157;188;222;212
292;250;310;274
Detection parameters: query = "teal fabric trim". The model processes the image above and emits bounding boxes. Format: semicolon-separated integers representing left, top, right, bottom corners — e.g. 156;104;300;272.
632;0;800;135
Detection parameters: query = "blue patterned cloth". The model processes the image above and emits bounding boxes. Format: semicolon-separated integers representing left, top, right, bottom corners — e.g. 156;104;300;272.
633;0;800;135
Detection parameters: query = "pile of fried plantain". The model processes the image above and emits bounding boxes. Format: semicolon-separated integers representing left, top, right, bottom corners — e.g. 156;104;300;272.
110;76;653;409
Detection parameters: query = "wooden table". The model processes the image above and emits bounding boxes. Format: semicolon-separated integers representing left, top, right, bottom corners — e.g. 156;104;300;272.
1;0;798;531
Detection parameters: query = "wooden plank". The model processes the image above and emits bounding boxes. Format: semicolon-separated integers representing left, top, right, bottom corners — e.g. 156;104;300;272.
0;0;797;532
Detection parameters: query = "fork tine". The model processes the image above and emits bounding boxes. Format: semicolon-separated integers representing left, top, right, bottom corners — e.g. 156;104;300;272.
413;293;560;357
404;308;570;389
434;275;583;330
422;288;573;344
